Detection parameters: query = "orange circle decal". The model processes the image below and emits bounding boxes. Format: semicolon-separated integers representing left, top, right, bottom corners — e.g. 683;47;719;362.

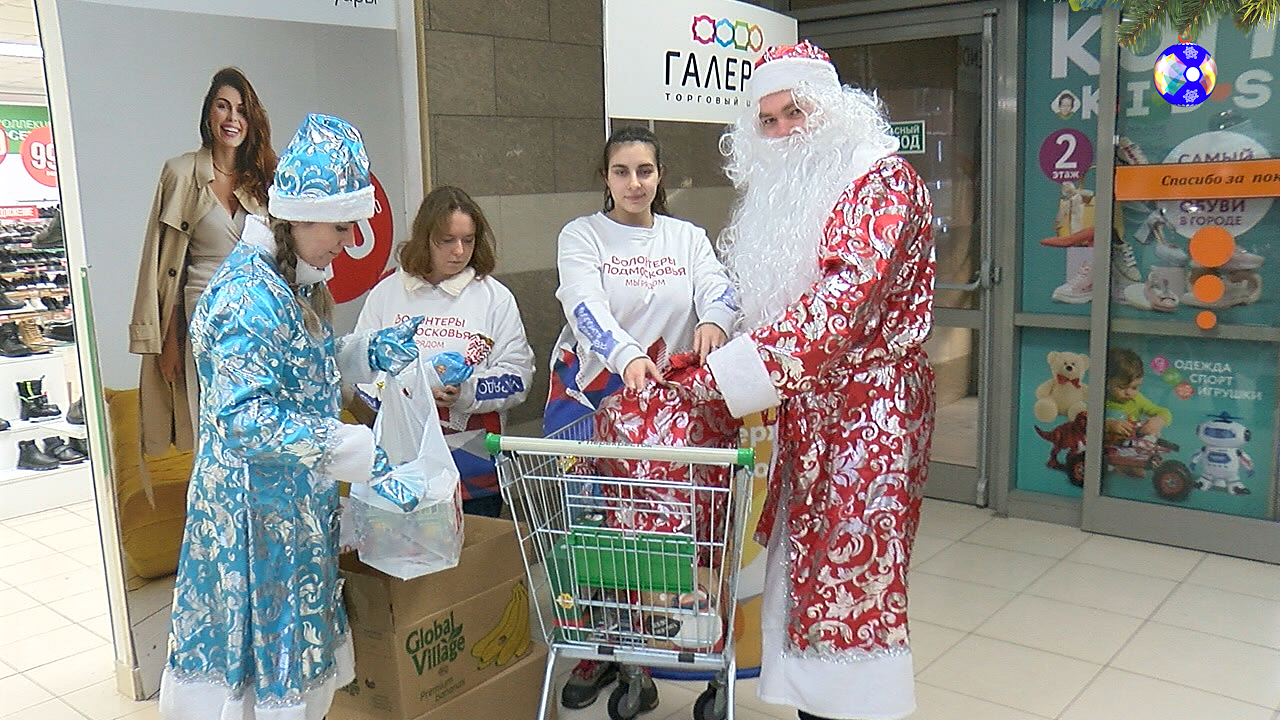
1191;274;1225;303
1195;311;1217;330
1188;227;1234;268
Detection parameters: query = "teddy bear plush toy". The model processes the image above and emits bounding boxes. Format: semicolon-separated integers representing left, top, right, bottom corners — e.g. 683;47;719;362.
1033;351;1089;424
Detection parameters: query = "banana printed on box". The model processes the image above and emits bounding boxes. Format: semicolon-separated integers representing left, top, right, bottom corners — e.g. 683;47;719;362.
471;581;531;669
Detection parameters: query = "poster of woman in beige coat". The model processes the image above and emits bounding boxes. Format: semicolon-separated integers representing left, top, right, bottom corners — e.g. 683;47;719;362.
129;67;275;455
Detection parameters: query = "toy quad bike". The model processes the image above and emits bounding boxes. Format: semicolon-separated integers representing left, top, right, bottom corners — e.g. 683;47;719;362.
1035;414;1192;501
1094;436;1194;501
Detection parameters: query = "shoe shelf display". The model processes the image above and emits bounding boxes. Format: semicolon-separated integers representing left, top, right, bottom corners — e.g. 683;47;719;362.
0;207;89;519
0;208;75;356
0;348;91;519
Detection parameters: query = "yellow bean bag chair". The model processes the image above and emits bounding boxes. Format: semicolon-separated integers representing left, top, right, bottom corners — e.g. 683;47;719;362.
106;387;193;580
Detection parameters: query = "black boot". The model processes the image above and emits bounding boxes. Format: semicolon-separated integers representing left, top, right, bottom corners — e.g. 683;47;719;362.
45;320;74;343
42;436;86;465
0;323;33;357
32;214;62;249
67;436;89;457
17;439;59;470
17;377;60;421
66;398;84;425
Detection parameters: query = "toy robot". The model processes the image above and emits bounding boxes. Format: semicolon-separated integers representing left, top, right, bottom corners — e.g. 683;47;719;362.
1189;412;1254;495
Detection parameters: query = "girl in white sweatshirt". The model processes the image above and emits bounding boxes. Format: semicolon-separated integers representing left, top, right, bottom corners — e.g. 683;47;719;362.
545;126;737;437
546;126;737;712
355;186;534;517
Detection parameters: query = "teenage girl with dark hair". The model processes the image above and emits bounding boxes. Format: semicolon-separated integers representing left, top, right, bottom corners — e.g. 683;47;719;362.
544;125;738;711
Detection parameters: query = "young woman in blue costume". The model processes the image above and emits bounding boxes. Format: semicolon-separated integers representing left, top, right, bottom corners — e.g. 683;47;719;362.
158;114;421;720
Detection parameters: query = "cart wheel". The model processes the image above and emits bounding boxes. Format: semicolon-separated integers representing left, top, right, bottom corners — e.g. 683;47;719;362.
1065;452;1086;487
1152;461;1193;501
693;684;725;720
608;682;641;720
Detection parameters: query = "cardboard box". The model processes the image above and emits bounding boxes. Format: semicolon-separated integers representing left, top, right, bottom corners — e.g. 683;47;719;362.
334;516;534;720
417;642;553;720
332;643;554;720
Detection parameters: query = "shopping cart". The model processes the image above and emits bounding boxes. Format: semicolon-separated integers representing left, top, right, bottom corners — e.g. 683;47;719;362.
486;413;754;720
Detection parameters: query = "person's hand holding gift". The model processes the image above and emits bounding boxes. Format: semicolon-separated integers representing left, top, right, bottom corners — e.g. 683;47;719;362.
369;315;423;375
428;333;494;407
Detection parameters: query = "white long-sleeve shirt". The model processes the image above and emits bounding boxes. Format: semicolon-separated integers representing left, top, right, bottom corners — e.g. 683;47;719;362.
554;212;737;389
354;267;535;432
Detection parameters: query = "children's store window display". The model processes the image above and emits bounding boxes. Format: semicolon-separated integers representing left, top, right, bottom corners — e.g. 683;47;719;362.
1039;178;1145;308
1110;113;1269;324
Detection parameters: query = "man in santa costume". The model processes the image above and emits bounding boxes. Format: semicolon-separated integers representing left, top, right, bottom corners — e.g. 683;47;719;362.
700;41;937;720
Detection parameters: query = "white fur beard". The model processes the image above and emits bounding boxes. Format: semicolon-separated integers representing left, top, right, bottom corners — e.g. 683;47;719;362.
720;139;838;331
718;84;899;332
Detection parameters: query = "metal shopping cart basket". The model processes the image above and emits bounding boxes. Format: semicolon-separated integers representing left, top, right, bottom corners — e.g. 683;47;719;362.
486;413;754;720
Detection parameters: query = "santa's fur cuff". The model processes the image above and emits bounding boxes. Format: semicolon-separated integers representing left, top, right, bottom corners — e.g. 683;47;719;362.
707;335;780;418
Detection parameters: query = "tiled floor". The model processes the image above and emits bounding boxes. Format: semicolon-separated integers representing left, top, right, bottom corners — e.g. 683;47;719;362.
929;396;978;468
3;500;1280;719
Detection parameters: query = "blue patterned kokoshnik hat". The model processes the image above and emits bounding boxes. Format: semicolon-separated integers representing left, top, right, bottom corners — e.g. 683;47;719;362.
269;113;374;223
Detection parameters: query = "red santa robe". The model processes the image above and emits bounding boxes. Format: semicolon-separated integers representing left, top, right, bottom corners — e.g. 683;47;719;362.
705;155;935;719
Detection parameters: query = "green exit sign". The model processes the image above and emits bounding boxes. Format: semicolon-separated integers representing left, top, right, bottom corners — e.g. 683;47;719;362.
889;121;925;155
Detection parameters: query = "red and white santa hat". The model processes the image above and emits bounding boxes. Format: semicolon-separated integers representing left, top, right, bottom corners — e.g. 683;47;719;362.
750;40;841;105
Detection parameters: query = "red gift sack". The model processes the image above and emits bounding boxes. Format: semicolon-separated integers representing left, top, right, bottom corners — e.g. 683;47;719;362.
592;353;741;538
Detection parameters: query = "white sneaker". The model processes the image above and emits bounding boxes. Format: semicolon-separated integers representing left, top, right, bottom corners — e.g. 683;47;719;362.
1144;267;1182;312
1052;261;1093;304
1182;273;1263;308
1189;244;1264;272
1218;246;1264;272
1112;237;1143;283
1112;279;1141;303
1123;282;1152;310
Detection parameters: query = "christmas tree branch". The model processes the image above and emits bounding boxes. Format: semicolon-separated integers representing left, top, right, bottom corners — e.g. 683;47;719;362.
1046;0;1280;47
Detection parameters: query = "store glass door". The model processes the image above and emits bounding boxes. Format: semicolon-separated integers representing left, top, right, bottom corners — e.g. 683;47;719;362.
1082;16;1280;564
804;7;1003;505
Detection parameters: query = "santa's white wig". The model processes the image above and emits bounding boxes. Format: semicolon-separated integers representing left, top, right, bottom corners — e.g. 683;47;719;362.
717;75;899;331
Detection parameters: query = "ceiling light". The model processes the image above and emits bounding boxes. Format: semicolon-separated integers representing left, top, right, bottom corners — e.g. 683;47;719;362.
0;43;42;59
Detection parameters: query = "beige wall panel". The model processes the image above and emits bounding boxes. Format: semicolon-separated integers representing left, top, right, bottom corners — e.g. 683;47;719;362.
549;0;603;45
427;0;550;40
489;191;600;274
666;186;738;245
424;31;496;116
494;38;603;119
432;116;556;196
554;118;606;193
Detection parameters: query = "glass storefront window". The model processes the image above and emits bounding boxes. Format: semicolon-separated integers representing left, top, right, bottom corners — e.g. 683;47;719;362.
1106;24;1280;519
1097;330;1275;518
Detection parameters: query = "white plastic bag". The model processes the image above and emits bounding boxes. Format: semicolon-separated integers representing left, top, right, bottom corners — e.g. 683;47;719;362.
347;361;464;579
